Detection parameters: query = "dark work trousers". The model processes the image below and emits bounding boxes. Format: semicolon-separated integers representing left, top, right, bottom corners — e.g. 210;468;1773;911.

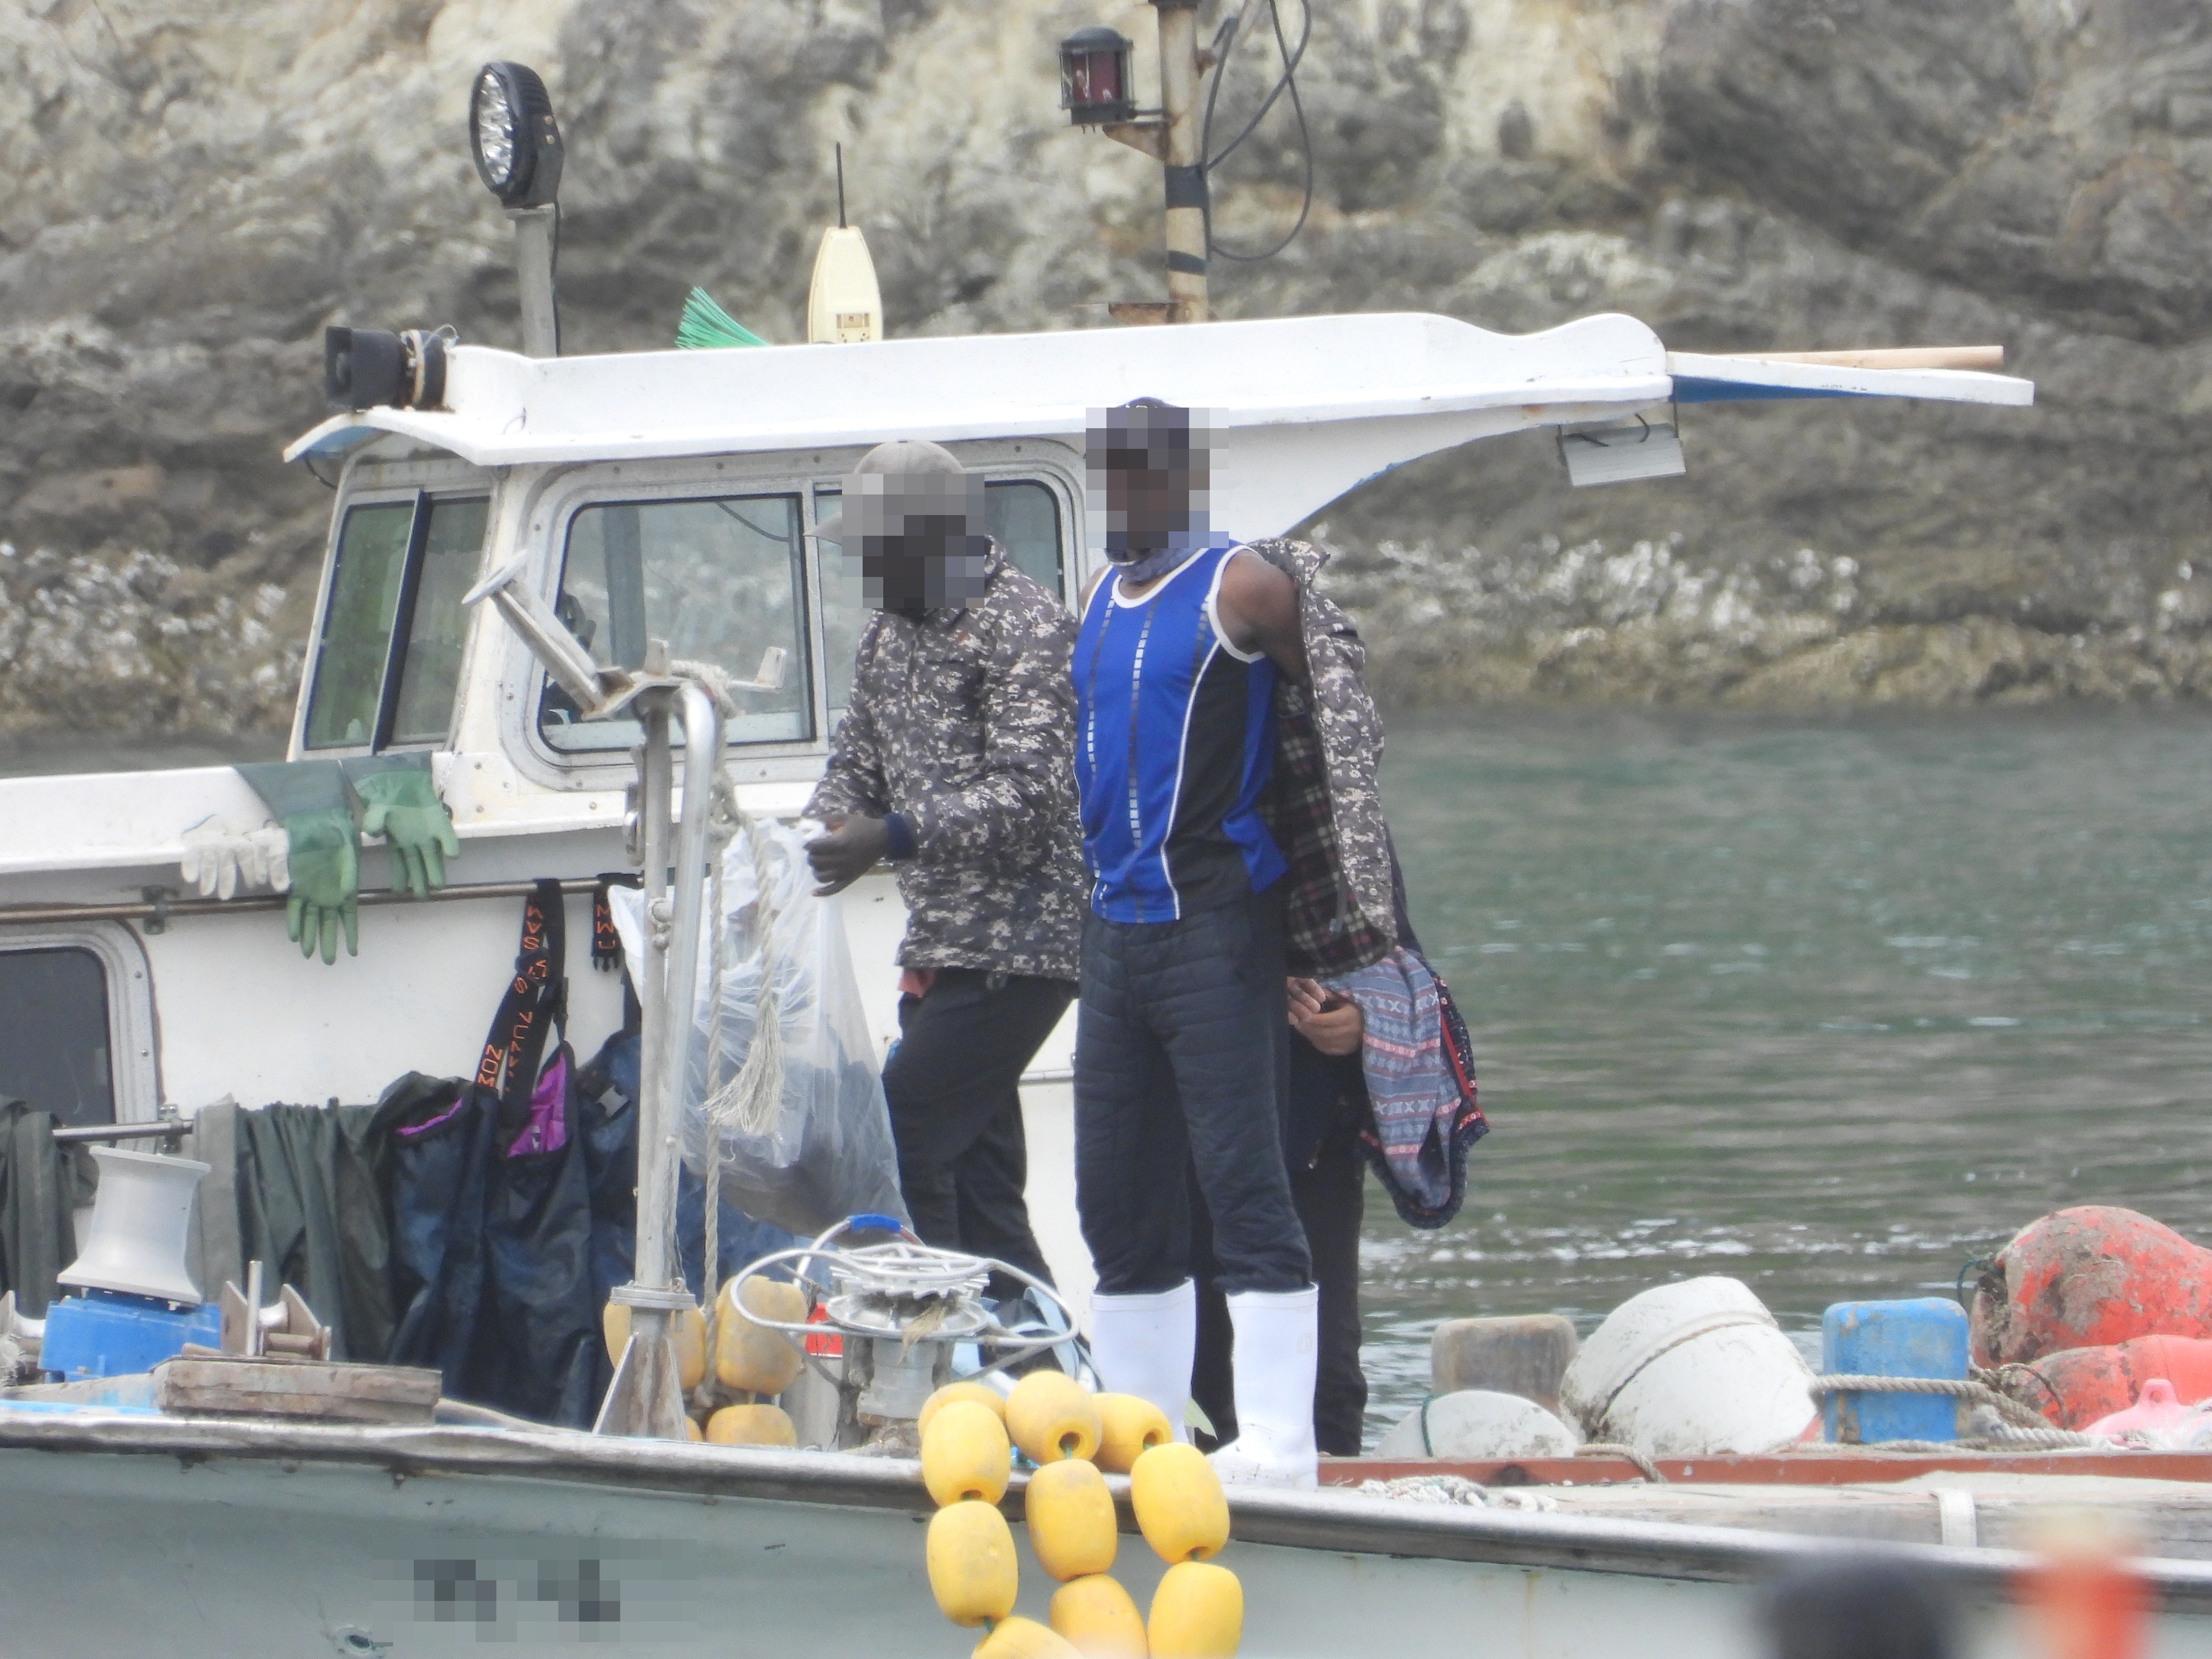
1193;1037;1370;1454
1074;888;1311;1297
883;969;1072;1294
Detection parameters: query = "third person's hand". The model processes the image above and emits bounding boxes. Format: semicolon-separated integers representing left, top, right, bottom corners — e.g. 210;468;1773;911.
805;812;891;895
1287;977;1365;1056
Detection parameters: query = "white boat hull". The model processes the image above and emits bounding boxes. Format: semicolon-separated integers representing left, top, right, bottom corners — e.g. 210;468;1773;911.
6;1416;2212;1659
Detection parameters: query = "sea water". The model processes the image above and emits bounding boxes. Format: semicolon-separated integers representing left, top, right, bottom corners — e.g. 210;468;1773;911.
1366;706;2212;1441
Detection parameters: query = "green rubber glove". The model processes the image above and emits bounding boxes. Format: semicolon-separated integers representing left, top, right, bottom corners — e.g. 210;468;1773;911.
234;761;361;965
283;807;362;962
345;753;460;900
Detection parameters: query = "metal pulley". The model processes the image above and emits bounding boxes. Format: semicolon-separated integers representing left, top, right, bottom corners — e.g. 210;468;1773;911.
737;1215;1089;1448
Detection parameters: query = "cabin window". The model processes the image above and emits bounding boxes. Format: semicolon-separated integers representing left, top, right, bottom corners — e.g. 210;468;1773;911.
812;479;1066;716
542;493;813;752
0;948;114;1128
302;493;490;751
988;481;1066;595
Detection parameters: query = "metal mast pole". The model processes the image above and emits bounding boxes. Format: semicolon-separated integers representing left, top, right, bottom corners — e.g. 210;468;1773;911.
509;206;559;357
1155;0;1208;325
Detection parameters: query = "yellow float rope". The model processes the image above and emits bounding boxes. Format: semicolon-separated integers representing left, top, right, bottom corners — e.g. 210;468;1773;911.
917;1373;1245;1657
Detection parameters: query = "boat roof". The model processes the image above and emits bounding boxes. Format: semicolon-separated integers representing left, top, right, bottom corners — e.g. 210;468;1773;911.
285;311;2033;538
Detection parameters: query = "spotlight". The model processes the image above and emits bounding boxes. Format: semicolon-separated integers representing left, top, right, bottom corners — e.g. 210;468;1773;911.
324;327;451;411
469;62;564;209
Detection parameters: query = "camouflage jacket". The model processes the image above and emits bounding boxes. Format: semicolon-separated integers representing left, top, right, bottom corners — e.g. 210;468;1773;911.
1246;538;1399;978
807;543;1086;982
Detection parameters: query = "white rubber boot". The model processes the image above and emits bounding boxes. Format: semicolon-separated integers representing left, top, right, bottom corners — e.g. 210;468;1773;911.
1208;1285;1319;1489
1086;1280;1196;1443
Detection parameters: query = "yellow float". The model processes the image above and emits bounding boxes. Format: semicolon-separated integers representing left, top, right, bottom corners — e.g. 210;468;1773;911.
1147;1560;1242;1658
927;1500;1019;1629
1025;1457;1117;1581
1048;1573;1149;1657
1128;1443;1229;1563
601;1300;709;1392
1006;1370;1103;1465
713;1273;808;1396
973;1615;1082;1658
922;1398;1013;1507
705;1402;798;1447
920;1379;1009;1436
1093;1394;1174;1473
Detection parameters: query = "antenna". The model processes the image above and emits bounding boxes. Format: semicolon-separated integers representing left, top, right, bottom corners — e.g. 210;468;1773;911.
836;143;847;229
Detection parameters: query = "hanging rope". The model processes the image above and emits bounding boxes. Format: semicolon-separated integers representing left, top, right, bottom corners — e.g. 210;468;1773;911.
668;661;793;1310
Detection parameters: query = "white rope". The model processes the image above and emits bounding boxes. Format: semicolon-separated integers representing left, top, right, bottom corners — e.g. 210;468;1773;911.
701;776;788;1142
672;661;745;1314
1809;1373;2051;1430
1574;1442;1666;1483
669;660;792;1307
1357;1474;1489;1506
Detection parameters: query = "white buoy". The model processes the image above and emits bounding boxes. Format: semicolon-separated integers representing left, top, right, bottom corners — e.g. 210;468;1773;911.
1374;1390;1580;1460
56;1147;209;1306
1561;1276;1817;1457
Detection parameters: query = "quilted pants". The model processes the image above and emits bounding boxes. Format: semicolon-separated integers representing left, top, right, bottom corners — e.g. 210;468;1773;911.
1074;888;1310;1297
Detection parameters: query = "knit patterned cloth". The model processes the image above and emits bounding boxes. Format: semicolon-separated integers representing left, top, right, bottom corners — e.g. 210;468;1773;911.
1330;947;1487;1228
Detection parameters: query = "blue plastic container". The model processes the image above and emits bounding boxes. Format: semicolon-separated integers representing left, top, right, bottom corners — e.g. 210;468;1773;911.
40;1288;220;1382
1822;1297;1969;1443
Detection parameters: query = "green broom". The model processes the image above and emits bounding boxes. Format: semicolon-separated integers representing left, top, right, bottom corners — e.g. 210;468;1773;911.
675;286;768;349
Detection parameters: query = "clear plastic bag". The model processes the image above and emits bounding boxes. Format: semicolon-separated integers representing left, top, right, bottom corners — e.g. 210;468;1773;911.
610;819;907;1238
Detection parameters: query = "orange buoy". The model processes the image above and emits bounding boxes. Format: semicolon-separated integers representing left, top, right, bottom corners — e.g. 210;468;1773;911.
2017;1335;2212;1429
2018;1530;2150;1659
1971;1208;2212;1367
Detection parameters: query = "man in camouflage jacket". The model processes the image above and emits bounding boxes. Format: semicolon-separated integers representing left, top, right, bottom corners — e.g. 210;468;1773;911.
805;440;1084;1298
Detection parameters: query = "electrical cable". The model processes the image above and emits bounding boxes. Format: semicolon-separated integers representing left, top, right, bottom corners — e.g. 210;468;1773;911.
1202;0;1308;173
1200;0;1315;265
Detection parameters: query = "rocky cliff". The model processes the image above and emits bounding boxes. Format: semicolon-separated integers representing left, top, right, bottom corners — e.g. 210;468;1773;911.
6;0;2211;734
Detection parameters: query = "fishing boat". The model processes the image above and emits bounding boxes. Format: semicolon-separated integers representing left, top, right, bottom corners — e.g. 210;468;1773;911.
0;39;2131;1659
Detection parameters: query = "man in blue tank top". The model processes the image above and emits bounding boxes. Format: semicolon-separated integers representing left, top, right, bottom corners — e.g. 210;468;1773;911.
1072;399;1321;1488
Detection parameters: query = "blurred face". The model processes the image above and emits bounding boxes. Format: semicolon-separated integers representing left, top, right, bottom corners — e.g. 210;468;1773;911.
1087;406;1209;560
843;471;992;618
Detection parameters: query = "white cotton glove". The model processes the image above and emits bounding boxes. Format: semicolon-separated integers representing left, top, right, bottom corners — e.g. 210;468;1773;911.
179;817;291;899
248;823;291;893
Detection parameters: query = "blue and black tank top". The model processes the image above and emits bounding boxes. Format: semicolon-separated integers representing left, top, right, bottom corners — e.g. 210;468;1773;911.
1073;542;1287;922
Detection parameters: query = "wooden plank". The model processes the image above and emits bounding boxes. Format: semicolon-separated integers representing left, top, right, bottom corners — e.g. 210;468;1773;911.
1735;346;2004;371
152;1358;440;1424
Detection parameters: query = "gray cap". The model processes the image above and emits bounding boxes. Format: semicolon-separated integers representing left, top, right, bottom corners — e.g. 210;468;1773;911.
808;439;971;542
